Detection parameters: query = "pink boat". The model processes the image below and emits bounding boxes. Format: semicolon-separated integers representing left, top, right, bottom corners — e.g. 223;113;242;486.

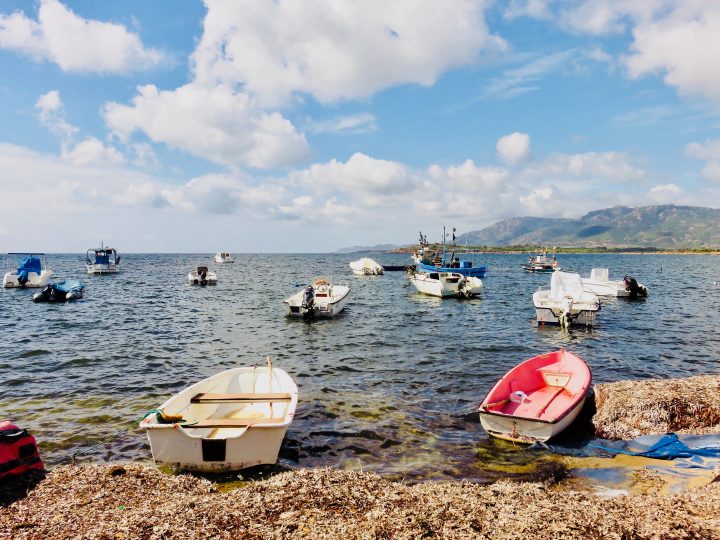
478;350;591;443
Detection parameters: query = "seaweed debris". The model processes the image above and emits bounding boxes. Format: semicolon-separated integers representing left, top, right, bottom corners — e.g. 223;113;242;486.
2;464;720;539
593;375;720;440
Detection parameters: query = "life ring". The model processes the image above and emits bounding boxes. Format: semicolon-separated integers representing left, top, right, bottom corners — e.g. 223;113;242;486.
316;283;329;293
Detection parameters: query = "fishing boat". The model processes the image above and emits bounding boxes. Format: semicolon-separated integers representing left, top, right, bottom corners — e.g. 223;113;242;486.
533;271;600;327
141;360;298;472
33;280;84;302
349;257;384;276
581;268;648;298
214;252;234;264
416;227;488;278
3;253;53;288
188;266;217;286
284;278;350;318
523;250;560;273
478;349;591;443
86;243;120;274
409;270;482;298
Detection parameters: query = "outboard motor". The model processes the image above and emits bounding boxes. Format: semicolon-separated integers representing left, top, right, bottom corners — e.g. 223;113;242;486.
197;266;208;287
623;276;648;298
301;285;315;319
17;270;29;287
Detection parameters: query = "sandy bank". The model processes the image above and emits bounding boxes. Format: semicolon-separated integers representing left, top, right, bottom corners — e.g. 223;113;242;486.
1;464;719;539
593;375;720;440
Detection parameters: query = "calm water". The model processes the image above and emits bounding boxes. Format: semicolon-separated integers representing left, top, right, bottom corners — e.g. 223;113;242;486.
1;253;719;482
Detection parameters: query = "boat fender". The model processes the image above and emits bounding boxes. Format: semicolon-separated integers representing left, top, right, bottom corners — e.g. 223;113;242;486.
0;421;44;479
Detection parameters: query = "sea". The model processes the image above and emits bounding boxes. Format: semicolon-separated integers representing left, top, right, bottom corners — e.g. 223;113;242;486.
1;252;719;483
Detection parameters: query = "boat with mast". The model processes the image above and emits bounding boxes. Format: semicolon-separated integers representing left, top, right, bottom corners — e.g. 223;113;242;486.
415;227;488;278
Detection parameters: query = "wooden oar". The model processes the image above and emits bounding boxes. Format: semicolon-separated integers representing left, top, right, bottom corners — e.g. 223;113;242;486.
481;398;510;410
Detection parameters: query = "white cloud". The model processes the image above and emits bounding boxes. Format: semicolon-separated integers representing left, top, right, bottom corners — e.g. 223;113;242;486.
524;151;645;184
307;113;378;134
504;0;552;20
35;90;77;138
0;0;164;73
62;137;125;166
103;83;309;169
497;132;531;165
685;139;720;181
192;0;505;106
480;51;573;99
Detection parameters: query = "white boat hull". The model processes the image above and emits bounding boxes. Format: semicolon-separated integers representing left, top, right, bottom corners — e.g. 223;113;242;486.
533;291;599;326
284;284;350;318
86;264;119;275
188;271;218;285
142;366;297;472
3;270;53;288
479;397;587;443
409;272;482;298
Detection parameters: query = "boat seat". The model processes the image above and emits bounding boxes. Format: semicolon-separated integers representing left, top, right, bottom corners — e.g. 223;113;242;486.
539;371;571;387
190;392;292;403
181;417;286;428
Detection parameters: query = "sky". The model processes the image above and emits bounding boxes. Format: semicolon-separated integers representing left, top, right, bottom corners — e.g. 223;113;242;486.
1;0;719;252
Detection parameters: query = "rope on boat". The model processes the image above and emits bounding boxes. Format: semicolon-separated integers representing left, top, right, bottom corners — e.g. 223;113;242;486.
69;409;191;464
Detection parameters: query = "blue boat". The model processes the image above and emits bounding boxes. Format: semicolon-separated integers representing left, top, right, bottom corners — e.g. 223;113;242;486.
86;242;120;274
33;280;85;303
415;227;488;278
3;253;54;288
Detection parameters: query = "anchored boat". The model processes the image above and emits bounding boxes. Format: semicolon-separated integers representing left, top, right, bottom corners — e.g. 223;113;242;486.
214;252;234;264
409;270;482;298
284;278;350;318
33;280;84;303
415;227;488;278
582;268;648;298
478;349;591;443
523;250;561;273
533;271;600;327
188;266;217;286
86;243;120;274
3;253;53;288
141;360;298;472
349;257;384;276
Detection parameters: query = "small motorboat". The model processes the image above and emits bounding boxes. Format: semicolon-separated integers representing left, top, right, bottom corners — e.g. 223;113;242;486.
86;243;120;274
188;266;217;286
523;250;561;273
349;257;384;276
478;349;592;443
33;280;84;302
214;252;234;264
284;278;350;318
533;271;600;327
3;253;53;288
141;360;298;472
582;268;648;298
409;270;482;298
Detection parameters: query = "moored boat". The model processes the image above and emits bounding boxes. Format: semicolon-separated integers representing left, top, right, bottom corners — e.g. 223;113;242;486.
141;360;298;472
415;228;488;277
33;280;85;302
214;252;234;264
284;278;350;318
188;266;217;286
86;243;120;274
533;271;600;327
523;250;560;273
581;268;648;298
349;257;384;276
478;349;591;443
3;253;53;288
409;270;482;298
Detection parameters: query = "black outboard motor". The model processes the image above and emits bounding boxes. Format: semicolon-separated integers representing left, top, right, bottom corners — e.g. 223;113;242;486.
624;276;648;298
197;266;208;287
301;285;315;319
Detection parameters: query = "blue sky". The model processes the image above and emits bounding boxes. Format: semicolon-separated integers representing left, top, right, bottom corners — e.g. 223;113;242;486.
1;0;719;252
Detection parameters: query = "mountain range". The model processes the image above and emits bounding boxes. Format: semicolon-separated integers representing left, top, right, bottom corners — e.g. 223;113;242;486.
456;205;720;248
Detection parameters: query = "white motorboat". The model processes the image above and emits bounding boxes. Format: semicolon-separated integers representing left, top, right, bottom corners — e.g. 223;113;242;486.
141;360;298;472
349;257;384;276
86;243;120;274
582;268;648;298
284;278;350;318
215;252;234;264
3;253;53;288
533;271;600;327
188;266;217;286
409;271;482;298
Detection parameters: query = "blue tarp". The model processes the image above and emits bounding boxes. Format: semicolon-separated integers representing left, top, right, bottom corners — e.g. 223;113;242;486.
18;256;41;274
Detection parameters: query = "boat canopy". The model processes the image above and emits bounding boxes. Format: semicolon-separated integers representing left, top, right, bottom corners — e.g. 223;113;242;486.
88;247;116;264
549;272;597;304
589;268;609;282
18;256;42;274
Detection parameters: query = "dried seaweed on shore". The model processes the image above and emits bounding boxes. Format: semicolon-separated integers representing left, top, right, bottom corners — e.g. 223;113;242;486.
2;464;720;539
593;375;720;440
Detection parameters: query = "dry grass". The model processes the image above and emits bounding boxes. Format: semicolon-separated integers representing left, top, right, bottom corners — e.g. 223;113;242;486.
2;464;720;539
593;375;720;440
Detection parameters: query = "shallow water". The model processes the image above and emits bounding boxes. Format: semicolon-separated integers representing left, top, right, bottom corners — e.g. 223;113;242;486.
1;252;719;482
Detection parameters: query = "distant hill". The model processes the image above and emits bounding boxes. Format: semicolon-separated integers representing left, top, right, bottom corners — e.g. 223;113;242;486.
334;243;402;254
456;205;720;248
